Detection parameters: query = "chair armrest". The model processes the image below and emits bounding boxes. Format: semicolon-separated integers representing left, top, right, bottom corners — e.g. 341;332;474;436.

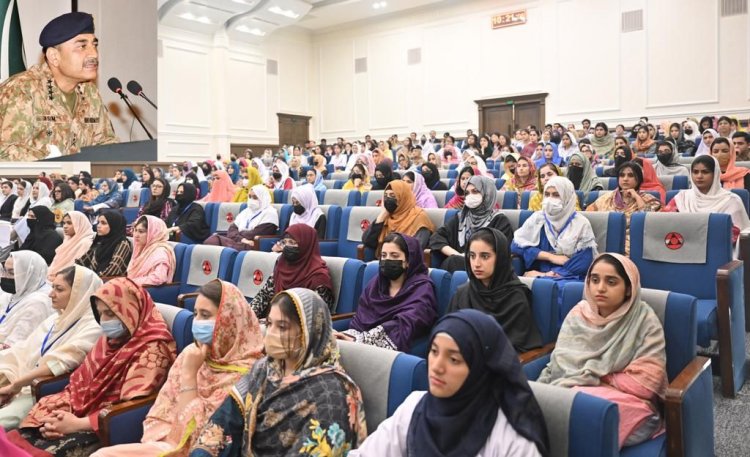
176;292;200;309
715;258;744;397
253;234;282;251
145;281;181;288
32;373;70;401
423;249;431;268
97;394;158;446
331;312;355;322
738;232;750;331
356;244;365;261
664;356;712;457
518;342;555;364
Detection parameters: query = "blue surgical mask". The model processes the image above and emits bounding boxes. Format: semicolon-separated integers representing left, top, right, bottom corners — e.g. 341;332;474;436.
100;319;127;339
192;319;215;345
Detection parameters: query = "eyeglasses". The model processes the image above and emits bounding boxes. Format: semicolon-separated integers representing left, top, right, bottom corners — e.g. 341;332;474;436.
277;238;298;247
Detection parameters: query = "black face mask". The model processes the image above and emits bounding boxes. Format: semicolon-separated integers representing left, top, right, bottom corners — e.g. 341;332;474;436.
176;194;190;206
182;166;189;172
685;128;693;135
272;172;282;180
614;155;628;170
282;245;301;263
351;173;362;181
657;153;672;165
567;166;584;188
376;177;389;188
422;170;433;182
380;259;406;280
383;197;398;213
26;219;36;230
292;204;305;215
0;277;15;295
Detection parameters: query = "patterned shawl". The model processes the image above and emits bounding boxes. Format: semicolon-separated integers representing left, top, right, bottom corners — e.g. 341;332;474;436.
508;157;537;191
21;278;176;430
127;215;176;283
458;176;499;248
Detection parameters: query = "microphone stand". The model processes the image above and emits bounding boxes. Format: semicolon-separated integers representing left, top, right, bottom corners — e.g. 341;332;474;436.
138;92;158;110
116;91;154;139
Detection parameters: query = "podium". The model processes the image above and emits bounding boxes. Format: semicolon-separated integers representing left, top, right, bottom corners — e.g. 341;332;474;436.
40;139;156;162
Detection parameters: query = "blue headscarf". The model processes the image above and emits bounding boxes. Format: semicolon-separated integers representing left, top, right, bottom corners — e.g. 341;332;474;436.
406;309;549;457
312;169;326;192
226;161;241;184
91;178;122;206
534;141;562;169
121;168;137;189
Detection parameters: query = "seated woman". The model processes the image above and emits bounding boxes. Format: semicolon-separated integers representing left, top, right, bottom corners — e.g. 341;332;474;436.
166;183;211;243
587;161;661;255
204;184;278;250
534;142;562;170
91;280;264;457
189;288;366;457
402;171;438;208
633;157;666;203
47;212;95;280
662;155;750;244
603;144;634;177
288;185;326;239
500;152;519;181
250;224;334;318
711;137;750;192
430;176;514;272
137;177;174;220
538;253;667;449
267;162;295;191
76;210;133;278
82;179;121;222
342;163;372;193
694;128;717;157
654;141;689;177
566;151;603;193
28;181;52;210
631;126;656;156
0;266;102;429
304;169;327;192
449;228;542;352
231;166;264;203
127;216;176;287
362;180;436;251
0;252;54;350
589;122;616;160
445;165;476;210
200;171;236;203
7;278;176;456
528;162;562;211
351;309;548;456
421;162;447;191
338;233;437;352
10;181;30;222
558;131;579;163
397;153;412;171
502;156;536;194
0;181;18;222
50;184;75;226
512;177;597;284
15;206;62;265
371;162;396;190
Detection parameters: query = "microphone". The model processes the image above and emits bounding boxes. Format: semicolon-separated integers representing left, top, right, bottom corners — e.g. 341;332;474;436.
127;80;158;109
107;76;154;140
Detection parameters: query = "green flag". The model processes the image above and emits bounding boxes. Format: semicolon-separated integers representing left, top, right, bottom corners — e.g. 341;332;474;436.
0;0;25;81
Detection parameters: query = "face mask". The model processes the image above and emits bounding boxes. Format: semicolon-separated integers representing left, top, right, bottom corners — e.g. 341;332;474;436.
100;319;127;339
464;193;483;209
182;166;189;172
247;199;261;211
380;259;406;280
376;177;389;188
614;155;628;170
0;278;15;295
264;331;301;361
272;172;282;180
26;219;36;230
567;166;583;188
192;319;215;345
351;173;362;181
283;245;301;262
542;198;564;215
383;197;398;213
292;204;305;215
685;128;693;135
242;178;249;187
422;171;433;181
657;153;672;165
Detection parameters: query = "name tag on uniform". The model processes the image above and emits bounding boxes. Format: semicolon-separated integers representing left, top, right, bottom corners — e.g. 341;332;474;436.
37;115;58;122
84;117;100;123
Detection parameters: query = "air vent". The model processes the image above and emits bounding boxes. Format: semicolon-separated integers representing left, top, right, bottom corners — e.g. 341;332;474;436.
355;57;367;74
266;59;278;75
621;9;643;33
721;0;747;16
407;48;421;65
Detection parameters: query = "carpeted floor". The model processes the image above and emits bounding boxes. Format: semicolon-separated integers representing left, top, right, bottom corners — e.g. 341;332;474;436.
712;336;750;457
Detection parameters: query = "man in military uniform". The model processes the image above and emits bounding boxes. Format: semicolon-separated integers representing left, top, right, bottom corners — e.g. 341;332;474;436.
0;11;117;161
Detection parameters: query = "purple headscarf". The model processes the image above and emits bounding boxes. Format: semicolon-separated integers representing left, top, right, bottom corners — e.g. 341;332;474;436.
349;233;437;352
410;172;438;208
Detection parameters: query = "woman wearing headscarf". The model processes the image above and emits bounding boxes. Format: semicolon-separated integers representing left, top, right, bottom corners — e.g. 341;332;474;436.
267;162;295;190
91;280;264;457
420;162;446;191
189;288;366;457
502;156;536;193
342;163;372;193
449;227;543;352
694;128;718;157
667;122;695;155
303;168;327;192
589;122;615;160
137;177;174;220
444;166;476;210
566;151;603;193
200;171;236;203
76;210;133;277
430;176;514;273
250;224;334;318
49;184;75;226
538;253;667;449
82;179;122;221
231;166;265;203
0;251;54;349
288;185;326;239
0;181;18;221
15;206;62;265
602;144;634;177
183;173;202;199
7;278;176;456
204;185;278;251
558;131;578;163
166;183;211;243
663;155;750;244
534;142;562;169
340;233;437;352
250;158;269;182
402;171;437;208
528;163;572;212
0;266;102;430
363;181;435;251
120;169;139;192
28;182;52;209
371;162;396;191
653;141;689;177
351;309;548;456
11;181;31;222
633;158;666;203
711;137;750;191
127;216;176;287
513;177;597;285
682;119;700;145
47;212;95;281
631;126;656;156
224;161;240;185
587;162;661;255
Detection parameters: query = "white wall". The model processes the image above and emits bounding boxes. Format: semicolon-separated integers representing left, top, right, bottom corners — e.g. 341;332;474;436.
17;0;157;144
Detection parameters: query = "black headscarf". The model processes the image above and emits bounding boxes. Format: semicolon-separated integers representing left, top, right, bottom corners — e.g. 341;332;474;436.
604;145;634;177
166;183;209;242
372;162;395;190
184;172;201;198
141;177;172;216
448;227;542;352
407;309;549;457
92;210;128;274
18;205;62;265
421;162;441;190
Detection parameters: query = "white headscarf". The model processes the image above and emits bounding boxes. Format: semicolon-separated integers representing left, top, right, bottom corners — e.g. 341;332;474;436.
513;176;598;257
558;132;579;161
0;251;53;346
29;181;52;208
289;184;324;229
252;158;269;181
11;180;30;220
233;184;279;231
683;120;700;142
695;128;718;157
271;161;292;190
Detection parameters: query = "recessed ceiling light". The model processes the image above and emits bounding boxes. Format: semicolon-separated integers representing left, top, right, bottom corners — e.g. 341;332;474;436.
268;5;299;19
236;24;266;36
372;1;387;9
178;12;212;24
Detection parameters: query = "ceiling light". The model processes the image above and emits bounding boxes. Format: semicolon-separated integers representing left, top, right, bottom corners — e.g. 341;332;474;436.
372;1;387;9
268;5;299;19
235;24;267;36
178;12;212;24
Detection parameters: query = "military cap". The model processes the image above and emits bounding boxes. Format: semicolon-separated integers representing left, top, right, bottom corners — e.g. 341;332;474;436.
39;12;95;48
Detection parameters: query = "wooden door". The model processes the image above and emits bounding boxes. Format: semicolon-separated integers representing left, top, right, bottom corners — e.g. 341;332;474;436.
482;104;514;136
277;113;311;147
515;102;543;131
475;93;547;136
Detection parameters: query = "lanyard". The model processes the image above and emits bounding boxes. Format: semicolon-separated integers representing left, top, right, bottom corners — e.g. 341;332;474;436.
0;300;20;325
544;212;576;241
244;211;262;230
172;202;194;227
40;320;80;356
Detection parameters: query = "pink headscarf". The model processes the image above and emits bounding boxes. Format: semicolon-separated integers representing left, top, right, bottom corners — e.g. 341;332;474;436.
127;215;176;281
47;211;95;281
355;153;376;176
410;172;438;208
200;170;236;202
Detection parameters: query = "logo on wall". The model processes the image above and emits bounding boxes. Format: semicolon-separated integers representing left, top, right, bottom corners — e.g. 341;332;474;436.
202;260;212;275
226;212;234;223
664;232;684;250
360;219;370;231
253;269;264;285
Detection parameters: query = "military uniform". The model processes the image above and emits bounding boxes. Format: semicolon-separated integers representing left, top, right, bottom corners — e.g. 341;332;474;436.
0;61;118;161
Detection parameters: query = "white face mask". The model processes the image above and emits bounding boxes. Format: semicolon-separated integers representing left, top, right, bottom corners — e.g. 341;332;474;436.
464;193;483;209
248;199;261;211
242;178;249;187
542;197;564;215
